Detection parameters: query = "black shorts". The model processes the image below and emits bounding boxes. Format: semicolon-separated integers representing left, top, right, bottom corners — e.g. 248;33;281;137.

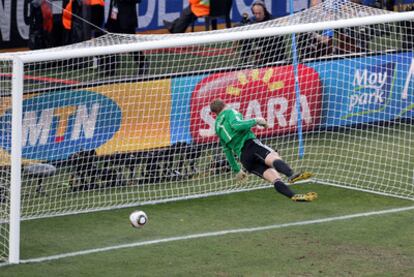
240;139;276;178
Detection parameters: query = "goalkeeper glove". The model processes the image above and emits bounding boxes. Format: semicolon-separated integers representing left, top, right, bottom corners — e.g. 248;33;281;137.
255;117;268;128
235;170;248;184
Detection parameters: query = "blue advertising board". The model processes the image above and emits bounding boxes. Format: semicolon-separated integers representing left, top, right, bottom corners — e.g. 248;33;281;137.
308;52;414;127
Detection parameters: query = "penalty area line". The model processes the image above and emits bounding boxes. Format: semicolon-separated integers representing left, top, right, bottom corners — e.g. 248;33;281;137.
17;205;414;265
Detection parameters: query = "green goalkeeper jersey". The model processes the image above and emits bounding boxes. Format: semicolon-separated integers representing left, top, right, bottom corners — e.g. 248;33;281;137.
215;109;257;173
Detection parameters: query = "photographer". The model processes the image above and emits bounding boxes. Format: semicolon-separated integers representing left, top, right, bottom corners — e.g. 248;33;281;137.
396;2;414;50
238;0;286;66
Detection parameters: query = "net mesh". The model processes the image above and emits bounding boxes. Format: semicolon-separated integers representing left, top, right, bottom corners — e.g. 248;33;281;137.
0;0;414;262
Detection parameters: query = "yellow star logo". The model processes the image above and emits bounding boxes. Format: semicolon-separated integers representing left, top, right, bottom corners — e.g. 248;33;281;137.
225;69;285;97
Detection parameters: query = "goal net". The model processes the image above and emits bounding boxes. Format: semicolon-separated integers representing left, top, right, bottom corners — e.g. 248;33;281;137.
1;0;414;263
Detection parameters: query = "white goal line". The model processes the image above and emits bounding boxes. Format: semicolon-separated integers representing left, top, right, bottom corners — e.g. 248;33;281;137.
5;205;413;266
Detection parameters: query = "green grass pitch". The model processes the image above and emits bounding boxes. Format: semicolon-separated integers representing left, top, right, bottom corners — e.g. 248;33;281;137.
1;184;413;276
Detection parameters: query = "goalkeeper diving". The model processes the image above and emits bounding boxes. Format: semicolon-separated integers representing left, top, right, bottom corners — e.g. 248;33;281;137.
210;99;317;202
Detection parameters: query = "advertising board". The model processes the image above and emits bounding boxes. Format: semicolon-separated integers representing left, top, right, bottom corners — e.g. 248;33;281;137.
0;80;172;161
187;65;322;143
309;52;414;127
2;51;412;163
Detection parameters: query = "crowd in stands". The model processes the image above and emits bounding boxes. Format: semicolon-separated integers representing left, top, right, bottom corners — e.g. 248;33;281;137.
29;0;141;48
28;0;413;64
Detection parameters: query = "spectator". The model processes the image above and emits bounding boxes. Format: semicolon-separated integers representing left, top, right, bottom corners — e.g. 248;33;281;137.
62;0;106;45
68;149;121;191
62;0;85;45
239;0;286;65
383;0;395;11
85;0;105;39
106;0;140;34
105;0;148;75
23;163;57;195
297;29;334;60
297;0;335;60
335;0;387;54
362;0;414;51
69;149;100;191
250;0;272;23
51;5;65;47
396;2;414;50
163;0;210;33
28;0;54;49
359;0;392;8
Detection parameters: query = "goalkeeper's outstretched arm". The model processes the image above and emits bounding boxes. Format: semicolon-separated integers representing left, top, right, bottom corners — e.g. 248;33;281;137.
221;143;241;173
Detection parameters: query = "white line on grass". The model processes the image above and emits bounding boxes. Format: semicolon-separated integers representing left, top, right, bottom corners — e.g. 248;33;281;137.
15;205;414;265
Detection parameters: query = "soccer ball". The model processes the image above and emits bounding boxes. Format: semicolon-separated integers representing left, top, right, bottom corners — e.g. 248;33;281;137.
129;210;148;228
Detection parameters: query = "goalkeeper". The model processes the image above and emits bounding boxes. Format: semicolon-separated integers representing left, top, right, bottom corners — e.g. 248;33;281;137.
210;99;317;202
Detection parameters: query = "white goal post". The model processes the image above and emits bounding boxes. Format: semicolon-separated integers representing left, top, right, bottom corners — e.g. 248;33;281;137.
1;0;414;264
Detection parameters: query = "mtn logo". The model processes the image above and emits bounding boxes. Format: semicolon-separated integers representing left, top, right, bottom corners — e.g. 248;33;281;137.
0;90;122;161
